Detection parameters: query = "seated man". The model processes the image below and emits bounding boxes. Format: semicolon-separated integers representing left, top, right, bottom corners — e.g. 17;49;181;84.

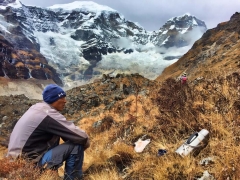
7;84;90;180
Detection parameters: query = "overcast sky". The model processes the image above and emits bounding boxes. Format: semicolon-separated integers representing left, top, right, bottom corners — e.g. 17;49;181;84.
20;0;240;31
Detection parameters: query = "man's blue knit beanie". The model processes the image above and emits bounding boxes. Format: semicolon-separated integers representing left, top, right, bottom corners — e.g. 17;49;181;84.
42;84;66;104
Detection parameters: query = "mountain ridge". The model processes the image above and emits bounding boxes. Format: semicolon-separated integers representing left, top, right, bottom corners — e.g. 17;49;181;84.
0;0;207;89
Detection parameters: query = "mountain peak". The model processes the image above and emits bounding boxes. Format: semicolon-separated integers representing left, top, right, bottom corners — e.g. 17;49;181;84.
0;0;22;9
164;13;207;31
168;13;196;22
47;1;117;13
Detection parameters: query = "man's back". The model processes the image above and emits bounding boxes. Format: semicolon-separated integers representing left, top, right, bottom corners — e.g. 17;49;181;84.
7;102;60;160
7;102;88;161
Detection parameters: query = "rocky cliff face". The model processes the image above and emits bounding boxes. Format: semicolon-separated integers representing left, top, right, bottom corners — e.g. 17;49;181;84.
0;0;207;87
0;0;63;85
0;36;62;85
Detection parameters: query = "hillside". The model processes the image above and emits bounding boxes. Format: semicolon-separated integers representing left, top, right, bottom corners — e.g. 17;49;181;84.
156;12;240;82
0;77;56;99
0;12;239;180
0;71;239;179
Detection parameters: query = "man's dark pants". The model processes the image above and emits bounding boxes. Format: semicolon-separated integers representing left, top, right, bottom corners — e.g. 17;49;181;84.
38;141;84;180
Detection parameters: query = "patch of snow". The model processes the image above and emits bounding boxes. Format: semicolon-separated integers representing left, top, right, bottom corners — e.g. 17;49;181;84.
169;13;192;22
162;30;168;34
162;36;169;44
169;25;175;30
0;14;14;34
181;28;189;34
192;18;198;26
0;24;10;33
34;31;85;68
48;1;117;14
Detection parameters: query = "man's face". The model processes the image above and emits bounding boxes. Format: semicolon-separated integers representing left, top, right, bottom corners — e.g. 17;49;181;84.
51;97;67;111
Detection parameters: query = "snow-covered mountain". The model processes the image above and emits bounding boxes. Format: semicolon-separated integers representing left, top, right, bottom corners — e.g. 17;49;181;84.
0;0;207;87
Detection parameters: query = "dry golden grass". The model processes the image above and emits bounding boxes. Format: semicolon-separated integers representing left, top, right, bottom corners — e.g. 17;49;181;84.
0;71;239;180
78;72;239;180
0;158;60;180
0;146;7;159
87;167;122;180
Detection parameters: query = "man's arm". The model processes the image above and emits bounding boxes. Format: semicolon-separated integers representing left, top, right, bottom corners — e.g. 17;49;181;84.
44;114;90;147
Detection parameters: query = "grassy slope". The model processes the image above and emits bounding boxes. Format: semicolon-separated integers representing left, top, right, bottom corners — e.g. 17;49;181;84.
2;71;240;179
77;72;240;180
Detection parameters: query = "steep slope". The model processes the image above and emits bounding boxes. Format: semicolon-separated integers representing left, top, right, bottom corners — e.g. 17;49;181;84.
0;67;239;179
156;12;240;82
0;77;55;99
0;0;63;85
0;35;62;85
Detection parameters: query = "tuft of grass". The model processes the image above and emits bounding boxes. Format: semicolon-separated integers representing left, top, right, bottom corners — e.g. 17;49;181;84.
0;158;60;180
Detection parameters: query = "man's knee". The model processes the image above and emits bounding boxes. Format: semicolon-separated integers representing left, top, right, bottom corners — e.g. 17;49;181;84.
70;144;84;155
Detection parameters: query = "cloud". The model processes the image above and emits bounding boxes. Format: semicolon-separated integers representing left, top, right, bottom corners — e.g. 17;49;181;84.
111;37;133;49
180;27;206;45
